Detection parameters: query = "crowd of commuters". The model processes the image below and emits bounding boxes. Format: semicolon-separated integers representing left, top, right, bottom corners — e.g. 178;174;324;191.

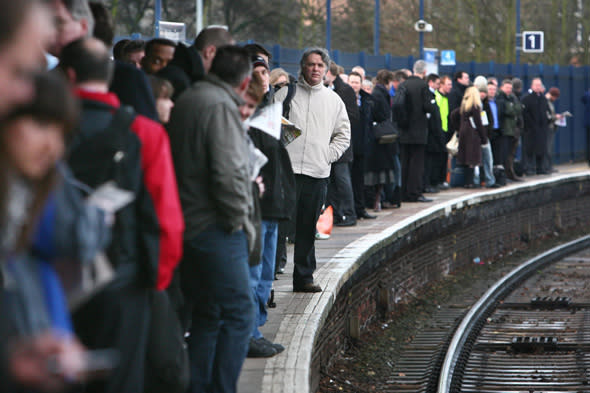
0;1;575;393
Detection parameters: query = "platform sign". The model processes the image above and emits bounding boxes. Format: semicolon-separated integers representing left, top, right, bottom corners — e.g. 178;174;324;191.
522;31;544;53
440;50;456;66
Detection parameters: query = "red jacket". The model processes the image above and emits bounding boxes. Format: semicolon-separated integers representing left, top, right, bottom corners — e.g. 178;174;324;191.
76;89;184;290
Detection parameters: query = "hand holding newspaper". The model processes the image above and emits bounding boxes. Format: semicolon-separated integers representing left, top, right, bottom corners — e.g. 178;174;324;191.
245;101;302;146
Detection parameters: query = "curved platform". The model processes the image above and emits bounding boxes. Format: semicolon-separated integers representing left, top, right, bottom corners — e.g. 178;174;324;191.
238;163;590;393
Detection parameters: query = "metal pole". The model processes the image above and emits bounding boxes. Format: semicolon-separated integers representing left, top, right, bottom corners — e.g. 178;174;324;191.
196;0;203;37
516;0;521;64
155;0;161;37
419;0;424;60
326;0;331;51
374;0;380;55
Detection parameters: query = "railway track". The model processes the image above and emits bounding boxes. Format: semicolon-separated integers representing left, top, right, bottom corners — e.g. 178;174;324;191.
439;235;590;393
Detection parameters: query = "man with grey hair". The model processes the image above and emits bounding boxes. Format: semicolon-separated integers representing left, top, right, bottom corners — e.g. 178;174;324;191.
399;59;437;202
48;0;94;57
274;47;350;292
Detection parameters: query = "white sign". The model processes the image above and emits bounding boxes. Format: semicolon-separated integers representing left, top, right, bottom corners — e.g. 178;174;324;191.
522;31;544;53
159;21;186;43
423;48;438;75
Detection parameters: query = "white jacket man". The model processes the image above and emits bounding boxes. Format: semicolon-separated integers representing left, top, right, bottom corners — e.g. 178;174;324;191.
274;74;350;178
273;47;350;293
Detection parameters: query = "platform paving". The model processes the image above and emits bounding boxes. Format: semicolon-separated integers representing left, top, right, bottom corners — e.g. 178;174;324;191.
238;163;590;393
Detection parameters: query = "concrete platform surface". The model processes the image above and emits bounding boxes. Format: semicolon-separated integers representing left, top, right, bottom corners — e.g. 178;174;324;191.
238;163;590;393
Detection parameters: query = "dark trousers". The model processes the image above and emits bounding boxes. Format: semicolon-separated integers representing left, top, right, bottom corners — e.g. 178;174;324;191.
275;220;289;273
504;136;519;178
180;226;254;393
293;175;327;287
424;151;446;187
350;154;366;216
491;133;508;167
327;161;356;220
544;127;557;171
401;143;426;201
73;283;150;393
586;126;590;165
521;131;542;174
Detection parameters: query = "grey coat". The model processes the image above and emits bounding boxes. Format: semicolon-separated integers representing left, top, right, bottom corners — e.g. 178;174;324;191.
167;74;255;248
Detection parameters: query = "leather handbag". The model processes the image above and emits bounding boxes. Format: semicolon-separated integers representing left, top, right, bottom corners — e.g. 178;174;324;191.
446;131;459;156
373;119;399;144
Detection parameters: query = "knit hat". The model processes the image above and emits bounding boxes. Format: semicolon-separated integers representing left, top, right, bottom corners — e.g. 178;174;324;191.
473;75;488;93
252;55;269;70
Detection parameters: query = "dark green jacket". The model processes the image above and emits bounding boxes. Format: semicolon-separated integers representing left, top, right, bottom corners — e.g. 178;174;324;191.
497;91;522;137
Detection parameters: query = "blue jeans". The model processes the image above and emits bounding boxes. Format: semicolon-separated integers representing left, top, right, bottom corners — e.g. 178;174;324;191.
481;143;495;186
249;220;278;339
181;226;255;393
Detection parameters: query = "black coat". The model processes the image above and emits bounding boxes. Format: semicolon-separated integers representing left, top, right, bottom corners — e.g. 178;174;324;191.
156;42;205;101
399;76;437;145
356;89;374;156
426;90;446;153
366;84;396;172
333;77;359;163
110;61;159;121
248;127;296;221
521;91;550;155
448;83;468;114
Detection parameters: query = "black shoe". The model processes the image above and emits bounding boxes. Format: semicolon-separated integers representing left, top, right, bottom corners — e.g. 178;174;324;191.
486;183;501;188
416;195;433;202
334;216;357;227
247;337;277;358
358;210;377;219
293;282;322;292
424;186;440;194
259;337;285;354
438;182;450;190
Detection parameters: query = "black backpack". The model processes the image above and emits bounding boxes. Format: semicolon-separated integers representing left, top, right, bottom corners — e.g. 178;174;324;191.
392;82;411;129
67;101;138;190
282;81;297;119
67;100;158;288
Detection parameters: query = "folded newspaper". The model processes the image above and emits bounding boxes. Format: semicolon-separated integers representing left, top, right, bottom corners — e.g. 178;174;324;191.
281;117;302;146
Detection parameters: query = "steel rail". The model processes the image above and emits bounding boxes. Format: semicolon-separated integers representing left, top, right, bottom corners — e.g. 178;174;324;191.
437;234;590;393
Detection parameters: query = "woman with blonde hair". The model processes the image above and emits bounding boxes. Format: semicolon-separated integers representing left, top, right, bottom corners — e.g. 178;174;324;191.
450;86;487;188
269;67;290;90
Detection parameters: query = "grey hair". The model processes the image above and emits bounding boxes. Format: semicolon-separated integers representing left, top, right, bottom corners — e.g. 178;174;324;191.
413;59;427;75
64;0;95;38
299;47;331;71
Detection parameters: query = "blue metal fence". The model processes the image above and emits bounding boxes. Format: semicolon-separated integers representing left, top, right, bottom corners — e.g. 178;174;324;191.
115;35;589;164
267;44;590;164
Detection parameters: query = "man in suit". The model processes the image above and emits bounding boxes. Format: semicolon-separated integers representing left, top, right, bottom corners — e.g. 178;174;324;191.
399;60;437;202
325;63;361;225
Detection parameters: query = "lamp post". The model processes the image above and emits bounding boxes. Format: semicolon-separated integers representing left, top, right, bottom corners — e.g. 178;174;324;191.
155;0;161;37
326;0;331;51
196;0;203;36
419;0;424;59
516;0;521;64
374;0;380;55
